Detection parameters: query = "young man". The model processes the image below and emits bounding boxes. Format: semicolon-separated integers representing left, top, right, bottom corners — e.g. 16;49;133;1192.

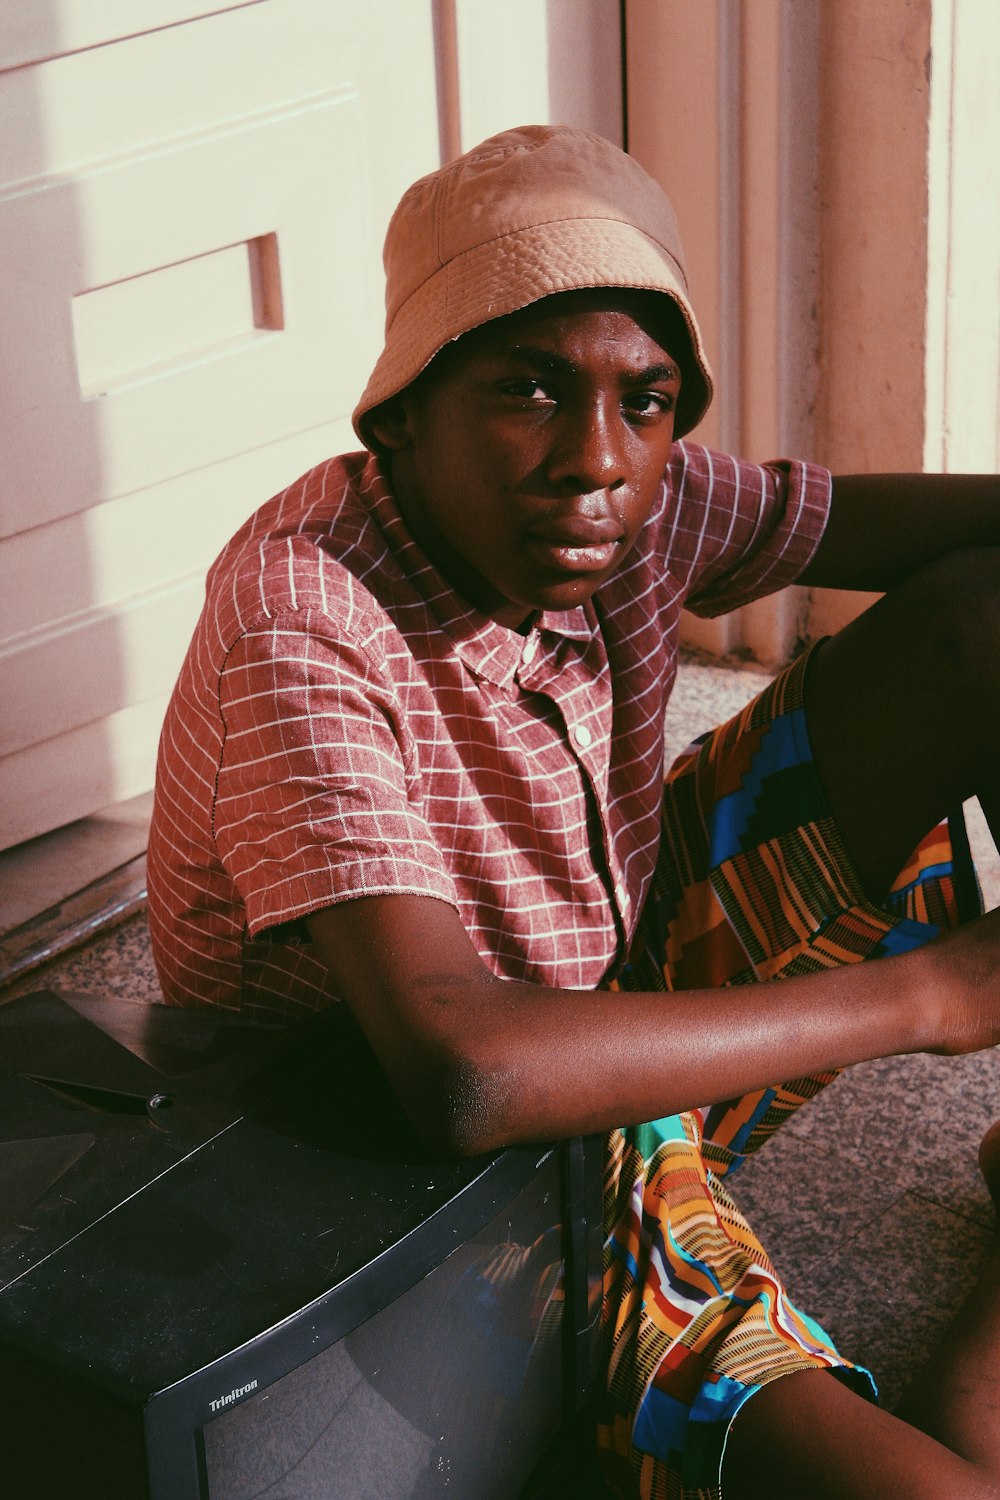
148;126;1000;1498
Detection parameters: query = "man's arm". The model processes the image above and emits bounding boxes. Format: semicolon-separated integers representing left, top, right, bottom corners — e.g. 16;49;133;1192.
799;473;1000;591
307;891;1000;1155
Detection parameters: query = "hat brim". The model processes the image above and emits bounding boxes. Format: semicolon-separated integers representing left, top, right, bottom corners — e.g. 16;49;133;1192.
353;215;714;446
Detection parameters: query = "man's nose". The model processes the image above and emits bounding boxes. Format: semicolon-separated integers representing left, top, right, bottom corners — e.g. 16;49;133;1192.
544;403;627;494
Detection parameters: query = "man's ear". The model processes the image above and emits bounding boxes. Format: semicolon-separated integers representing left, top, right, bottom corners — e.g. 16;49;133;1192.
366;396;413;452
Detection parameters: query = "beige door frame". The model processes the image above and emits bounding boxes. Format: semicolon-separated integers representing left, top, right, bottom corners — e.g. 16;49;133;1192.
626;0;1000;662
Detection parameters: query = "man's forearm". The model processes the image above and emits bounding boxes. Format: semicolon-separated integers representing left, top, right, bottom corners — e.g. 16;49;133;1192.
308;893;1000;1156
801;473;1000;592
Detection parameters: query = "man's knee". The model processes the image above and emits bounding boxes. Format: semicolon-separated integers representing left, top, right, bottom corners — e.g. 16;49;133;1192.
881;547;1000;689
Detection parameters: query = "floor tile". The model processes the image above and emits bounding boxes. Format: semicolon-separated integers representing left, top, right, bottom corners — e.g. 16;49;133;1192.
783;1191;993;1412
3;910;160;1007
772;1051;1000;1229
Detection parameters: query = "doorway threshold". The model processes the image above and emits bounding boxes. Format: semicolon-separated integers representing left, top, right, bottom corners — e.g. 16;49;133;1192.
0;792;151;991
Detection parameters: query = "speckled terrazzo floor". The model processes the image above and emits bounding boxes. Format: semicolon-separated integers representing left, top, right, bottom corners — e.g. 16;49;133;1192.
5;658;1000;1417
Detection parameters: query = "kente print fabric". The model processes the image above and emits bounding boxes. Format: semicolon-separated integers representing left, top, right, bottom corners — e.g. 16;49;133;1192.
598;648;972;1500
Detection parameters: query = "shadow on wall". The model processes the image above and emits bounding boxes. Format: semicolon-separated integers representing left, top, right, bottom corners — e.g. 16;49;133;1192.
1;9;114;854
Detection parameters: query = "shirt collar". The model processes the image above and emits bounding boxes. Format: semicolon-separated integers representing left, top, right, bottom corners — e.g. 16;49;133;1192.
364;457;598;686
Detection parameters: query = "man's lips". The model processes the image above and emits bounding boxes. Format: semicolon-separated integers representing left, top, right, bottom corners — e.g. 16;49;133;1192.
524;516;623;573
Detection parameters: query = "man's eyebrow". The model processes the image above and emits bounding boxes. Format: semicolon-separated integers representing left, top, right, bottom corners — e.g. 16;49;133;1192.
494;345;682;383
634;361;682;386
497;345;579;375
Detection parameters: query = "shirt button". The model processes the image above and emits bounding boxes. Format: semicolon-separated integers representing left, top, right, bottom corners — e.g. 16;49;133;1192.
521;634;538;665
615;881;630;910
573;724;593;748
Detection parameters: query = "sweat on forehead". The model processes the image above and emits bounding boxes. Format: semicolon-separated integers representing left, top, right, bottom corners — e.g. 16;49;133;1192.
352;125;714;449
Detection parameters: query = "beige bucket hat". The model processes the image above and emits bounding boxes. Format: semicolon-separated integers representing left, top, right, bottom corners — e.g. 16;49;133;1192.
353;124;713;447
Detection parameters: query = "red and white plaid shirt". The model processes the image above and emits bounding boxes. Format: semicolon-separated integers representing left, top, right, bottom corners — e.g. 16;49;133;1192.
147;445;830;1016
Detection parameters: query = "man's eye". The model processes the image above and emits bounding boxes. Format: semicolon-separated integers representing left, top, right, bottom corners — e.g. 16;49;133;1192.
625;391;676;418
502;379;552;402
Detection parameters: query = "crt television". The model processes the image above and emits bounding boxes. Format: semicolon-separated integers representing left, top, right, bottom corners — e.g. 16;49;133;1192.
0;989;604;1499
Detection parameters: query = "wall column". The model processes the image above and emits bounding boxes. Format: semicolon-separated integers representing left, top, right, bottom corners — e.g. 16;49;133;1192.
625;0;823;662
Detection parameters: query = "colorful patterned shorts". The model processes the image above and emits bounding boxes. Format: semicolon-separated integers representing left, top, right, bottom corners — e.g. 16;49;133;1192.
597;647;975;1500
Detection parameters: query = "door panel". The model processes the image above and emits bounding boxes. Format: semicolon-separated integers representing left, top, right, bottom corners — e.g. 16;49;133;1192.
0;1;264;72
3;96;371;534
0;0;440;849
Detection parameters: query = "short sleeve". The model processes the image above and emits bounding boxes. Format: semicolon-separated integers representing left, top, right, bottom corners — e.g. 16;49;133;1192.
664;446;831;618
213;610;458;937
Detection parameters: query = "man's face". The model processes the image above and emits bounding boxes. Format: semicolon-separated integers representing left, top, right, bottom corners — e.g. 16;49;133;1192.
372;289;682;629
